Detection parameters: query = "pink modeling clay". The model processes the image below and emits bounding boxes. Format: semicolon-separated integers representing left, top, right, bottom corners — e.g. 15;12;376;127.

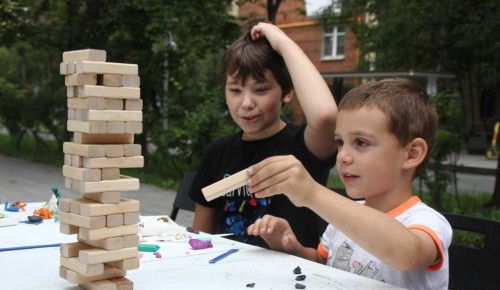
189;238;213;250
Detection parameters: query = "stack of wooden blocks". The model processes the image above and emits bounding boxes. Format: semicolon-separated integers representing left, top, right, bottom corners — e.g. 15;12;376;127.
58;49;143;289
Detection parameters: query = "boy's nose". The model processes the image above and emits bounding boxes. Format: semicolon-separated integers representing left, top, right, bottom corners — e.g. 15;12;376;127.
241;93;255;109
337;148;353;165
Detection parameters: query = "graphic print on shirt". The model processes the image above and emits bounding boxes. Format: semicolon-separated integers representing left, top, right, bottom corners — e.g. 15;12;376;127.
221;173;270;242
331;240;379;279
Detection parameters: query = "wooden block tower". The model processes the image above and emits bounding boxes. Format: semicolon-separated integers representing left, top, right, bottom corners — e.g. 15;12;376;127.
59;49;143;289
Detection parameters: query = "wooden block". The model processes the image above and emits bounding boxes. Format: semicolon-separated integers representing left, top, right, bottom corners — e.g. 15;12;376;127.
82;191;121;204
76;61;138;75
106;258;139;271
202;168;249;202
73;132;134;145
107;122;126;134
60;62;69;75
123;212;139;225
60;256;104;276
124;99;142;111
79;279;116;290
64;265;126;284
123;144;141;157
106;214;124;227
98;74;123;87
63;49;107;62
68;97;107;110
64;142;106;157
83;156;144;169
59;199;71;213
79;176;140;194
60;242;94;258
65;73;97;86
68;198;94;214
65;177;73;189
109;277;134;290
125;122;143;134
123;235;139;248
105;145;125;157
122;75;140;87
78;236;125;251
60;222;80;235
63;165;102;181
68;120;108;133
64;154;72;166
59;211;106;229
79;247;138;264
67;86;76;97
101;168;121;180
78;85;140;99
72;155;84;167
67;62;76;74
79;224;139;240
71;177;80;191
105;99;124;110
68;108;76;120
79;198;140;217
86;110;142;122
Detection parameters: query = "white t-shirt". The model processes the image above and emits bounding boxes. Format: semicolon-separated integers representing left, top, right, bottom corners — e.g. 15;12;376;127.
318;196;452;290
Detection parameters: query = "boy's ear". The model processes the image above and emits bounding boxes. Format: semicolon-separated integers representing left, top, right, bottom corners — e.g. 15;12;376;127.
282;89;294;104
403;138;428;170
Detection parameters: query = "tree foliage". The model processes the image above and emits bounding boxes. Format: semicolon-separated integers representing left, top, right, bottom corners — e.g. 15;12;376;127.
0;0;242;181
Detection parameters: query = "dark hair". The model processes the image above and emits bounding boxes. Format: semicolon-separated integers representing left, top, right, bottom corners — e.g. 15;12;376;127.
339;78;438;177
221;29;293;97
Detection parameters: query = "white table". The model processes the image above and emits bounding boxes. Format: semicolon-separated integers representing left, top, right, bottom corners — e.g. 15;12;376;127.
0;202;405;290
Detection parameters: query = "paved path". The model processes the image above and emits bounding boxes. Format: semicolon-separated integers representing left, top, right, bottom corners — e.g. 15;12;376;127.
0;155;194;227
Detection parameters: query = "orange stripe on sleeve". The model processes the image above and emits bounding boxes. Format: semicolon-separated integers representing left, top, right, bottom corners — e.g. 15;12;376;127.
317;242;328;260
409;224;445;271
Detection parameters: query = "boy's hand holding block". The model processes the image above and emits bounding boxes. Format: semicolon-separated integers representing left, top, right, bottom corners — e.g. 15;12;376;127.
202;169;249;202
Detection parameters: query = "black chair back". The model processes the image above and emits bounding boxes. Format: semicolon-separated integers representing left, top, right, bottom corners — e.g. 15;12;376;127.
441;212;500;290
170;171;196;221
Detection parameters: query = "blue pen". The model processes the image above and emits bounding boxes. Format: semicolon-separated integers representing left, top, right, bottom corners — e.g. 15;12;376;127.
0;243;60;252
209;248;239;263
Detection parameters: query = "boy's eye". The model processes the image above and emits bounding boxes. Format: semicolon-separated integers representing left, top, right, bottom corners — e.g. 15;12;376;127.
354;139;368;147
255;86;271;93
335;139;343;147
228;88;241;93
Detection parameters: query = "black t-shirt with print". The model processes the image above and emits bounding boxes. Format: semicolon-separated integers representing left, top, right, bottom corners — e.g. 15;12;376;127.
189;122;336;248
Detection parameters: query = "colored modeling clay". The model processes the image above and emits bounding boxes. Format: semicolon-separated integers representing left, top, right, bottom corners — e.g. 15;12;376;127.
293;266;302;274
138;244;161;252
188;238;213;250
295;283;306;289
296;275;306;281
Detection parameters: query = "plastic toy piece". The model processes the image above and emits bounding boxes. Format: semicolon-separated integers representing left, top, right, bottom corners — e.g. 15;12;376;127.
4;201;27;212
33;208;55;219
138;244;161;252
188;238;213;250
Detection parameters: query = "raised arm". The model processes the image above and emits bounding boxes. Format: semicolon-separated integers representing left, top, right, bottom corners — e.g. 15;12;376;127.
251;23;337;160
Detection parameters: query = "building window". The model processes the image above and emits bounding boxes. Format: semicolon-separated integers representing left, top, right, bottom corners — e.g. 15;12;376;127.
322;26;345;60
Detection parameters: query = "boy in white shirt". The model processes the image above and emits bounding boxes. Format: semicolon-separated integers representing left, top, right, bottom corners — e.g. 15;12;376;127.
246;78;452;290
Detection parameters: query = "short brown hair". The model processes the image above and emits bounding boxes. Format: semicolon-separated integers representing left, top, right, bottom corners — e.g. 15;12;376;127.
339;78;438;177
221;30;293;98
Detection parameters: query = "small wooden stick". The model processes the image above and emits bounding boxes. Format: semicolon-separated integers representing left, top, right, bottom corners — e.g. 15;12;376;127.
202;169;249;202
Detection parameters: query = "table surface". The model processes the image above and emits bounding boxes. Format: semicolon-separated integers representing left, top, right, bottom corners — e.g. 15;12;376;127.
0;202;405;290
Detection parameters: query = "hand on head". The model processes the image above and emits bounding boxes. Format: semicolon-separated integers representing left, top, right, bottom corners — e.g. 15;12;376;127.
250;22;291;53
247;214;299;253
